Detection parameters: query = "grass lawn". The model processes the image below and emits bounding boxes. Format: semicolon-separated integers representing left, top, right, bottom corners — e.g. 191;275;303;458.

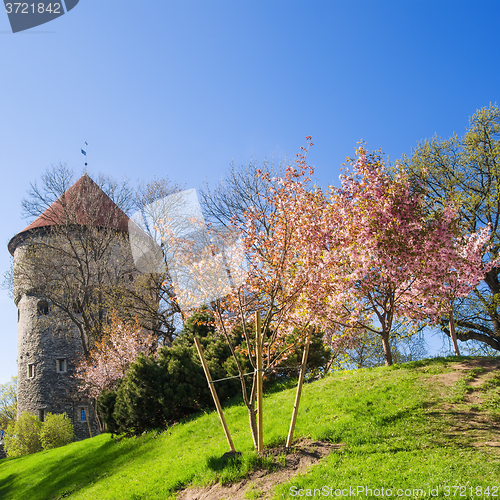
1;356;499;499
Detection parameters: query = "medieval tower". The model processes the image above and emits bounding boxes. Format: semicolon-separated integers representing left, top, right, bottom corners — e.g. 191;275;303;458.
8;174;138;441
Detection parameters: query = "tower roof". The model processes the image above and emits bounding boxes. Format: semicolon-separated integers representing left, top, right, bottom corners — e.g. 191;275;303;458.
8;174;131;255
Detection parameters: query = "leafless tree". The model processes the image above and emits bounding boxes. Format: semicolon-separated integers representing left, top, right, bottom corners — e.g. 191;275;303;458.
112;177;188;344
199;158;286;235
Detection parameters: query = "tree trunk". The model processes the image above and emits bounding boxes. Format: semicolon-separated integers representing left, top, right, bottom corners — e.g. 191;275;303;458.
381;330;393;366
449;308;461;356
92;399;104;433
248;405;258;450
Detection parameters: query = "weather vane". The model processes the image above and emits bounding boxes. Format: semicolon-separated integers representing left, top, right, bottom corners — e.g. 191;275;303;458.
81;141;88;167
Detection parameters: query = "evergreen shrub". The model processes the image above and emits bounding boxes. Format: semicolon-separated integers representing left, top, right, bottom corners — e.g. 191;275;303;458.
97;309;331;436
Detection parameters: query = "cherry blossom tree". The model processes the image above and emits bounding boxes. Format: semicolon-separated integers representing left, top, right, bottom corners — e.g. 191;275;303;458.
422;224;498;355
75;311;157;401
296;147;498;365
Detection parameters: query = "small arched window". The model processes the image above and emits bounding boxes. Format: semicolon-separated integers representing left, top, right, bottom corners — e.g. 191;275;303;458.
37;300;49;315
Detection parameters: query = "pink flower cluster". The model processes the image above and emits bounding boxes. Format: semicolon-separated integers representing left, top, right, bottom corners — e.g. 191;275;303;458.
76;313;157;400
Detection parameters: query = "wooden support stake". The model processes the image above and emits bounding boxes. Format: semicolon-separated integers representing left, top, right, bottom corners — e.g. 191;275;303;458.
286;339;310;449
256;311;263;453
86;407;93;439
194;337;235;452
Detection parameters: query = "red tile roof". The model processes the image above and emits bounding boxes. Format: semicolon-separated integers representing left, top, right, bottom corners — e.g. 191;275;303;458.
9;174;131;254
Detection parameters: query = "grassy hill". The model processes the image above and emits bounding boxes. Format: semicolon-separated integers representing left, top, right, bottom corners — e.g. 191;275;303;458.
1;356;499;499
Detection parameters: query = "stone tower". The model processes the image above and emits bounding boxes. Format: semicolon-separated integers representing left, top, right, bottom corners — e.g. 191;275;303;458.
8;174;135;441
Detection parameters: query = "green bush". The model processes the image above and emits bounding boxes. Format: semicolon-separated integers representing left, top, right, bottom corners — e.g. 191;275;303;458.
4;411;42;457
4;411;75;457
40;412;74;450
98;389;120;435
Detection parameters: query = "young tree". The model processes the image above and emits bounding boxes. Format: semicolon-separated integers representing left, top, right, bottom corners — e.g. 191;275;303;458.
157;139;327;449
402;104;500;351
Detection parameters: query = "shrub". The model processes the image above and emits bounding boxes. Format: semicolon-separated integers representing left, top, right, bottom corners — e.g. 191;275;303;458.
4;411;75;457
4;411;42;457
98;308;334;436
98;389;120;434
40;412;74;450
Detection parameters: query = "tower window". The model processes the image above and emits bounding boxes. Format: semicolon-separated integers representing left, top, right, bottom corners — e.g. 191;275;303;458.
28;363;35;378
37;300;49;315
38;409;45;422
56;358;67;373
80;407;87;422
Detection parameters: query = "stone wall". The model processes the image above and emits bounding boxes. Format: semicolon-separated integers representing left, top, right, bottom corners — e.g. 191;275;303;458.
16;294;100;441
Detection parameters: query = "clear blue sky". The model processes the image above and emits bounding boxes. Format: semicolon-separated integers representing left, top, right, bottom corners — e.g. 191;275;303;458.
1;0;499;383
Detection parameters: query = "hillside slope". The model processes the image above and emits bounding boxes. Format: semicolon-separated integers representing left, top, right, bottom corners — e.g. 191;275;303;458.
0;357;499;500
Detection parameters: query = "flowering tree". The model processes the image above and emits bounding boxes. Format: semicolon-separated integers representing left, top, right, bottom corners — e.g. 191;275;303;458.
402;104;500;352
423;225;498;355
76;311;157;401
296;148;497;365
156;138;330;449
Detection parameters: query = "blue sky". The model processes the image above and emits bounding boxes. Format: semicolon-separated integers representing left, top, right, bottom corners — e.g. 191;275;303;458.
1;0;499;383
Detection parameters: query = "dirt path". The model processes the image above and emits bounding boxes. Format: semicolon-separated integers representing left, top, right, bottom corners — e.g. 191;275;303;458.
177;440;341;500
426;358;500;451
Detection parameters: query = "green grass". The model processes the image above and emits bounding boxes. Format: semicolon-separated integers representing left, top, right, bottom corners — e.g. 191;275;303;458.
480;371;500;417
1;356;499;500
